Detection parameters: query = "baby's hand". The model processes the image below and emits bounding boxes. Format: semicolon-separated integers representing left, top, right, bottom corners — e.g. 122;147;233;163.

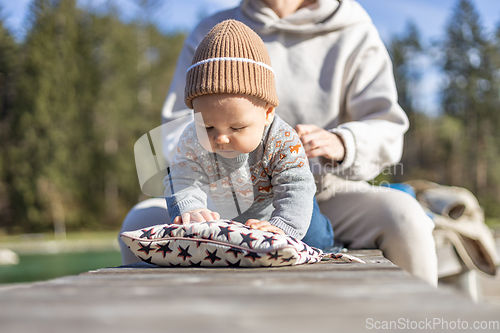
173;209;220;225
245;219;286;235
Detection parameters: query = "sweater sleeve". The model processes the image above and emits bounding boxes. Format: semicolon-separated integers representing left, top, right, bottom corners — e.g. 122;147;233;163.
325;23;409;181
266;122;316;239
164;126;210;223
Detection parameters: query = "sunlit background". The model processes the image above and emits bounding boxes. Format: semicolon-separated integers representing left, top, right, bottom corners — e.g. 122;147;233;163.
0;0;500;284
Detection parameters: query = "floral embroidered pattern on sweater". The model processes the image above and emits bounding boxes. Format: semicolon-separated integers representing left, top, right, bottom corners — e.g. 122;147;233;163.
165;115;315;239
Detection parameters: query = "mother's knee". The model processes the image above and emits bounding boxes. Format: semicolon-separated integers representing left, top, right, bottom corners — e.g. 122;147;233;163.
368;188;433;235
119;198;170;265
120;198;170;233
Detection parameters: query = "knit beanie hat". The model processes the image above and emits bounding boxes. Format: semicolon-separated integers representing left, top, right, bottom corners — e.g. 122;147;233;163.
185;19;279;109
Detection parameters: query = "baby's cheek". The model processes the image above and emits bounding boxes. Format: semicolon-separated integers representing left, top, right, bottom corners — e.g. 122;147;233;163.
195;129;214;152
245;132;264;152
199;136;215;153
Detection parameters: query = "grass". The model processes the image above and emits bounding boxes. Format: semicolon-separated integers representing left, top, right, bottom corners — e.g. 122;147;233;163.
0;250;122;284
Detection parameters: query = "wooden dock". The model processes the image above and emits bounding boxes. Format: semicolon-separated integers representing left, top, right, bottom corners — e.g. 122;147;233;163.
1;250;498;333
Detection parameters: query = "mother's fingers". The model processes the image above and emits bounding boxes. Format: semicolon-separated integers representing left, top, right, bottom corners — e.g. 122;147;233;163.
299;130;345;160
301;134;331;152
295;124;320;137
298;127;327;146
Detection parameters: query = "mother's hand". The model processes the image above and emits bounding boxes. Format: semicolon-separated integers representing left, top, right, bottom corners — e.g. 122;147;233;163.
295;124;345;162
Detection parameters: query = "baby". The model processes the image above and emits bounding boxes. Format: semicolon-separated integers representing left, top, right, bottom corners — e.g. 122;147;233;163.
165;19;332;244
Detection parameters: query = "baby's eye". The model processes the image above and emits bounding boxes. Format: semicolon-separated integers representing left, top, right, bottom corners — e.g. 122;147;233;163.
205;126;214;131
231;127;246;131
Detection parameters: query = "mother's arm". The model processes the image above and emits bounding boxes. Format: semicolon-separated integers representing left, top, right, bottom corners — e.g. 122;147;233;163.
297;26;408;181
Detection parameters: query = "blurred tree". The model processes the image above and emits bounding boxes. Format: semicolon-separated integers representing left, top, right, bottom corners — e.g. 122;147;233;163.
441;0;499;216
4;2;185;234
486;21;500;218
6;0;100;234
0;0;186;234
0;8;20;231
385;21;458;187
89;9;185;229
389;21;422;118
86;12;140;228
387;21;423;182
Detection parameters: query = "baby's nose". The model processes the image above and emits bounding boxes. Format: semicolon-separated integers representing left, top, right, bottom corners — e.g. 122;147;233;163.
214;134;230;144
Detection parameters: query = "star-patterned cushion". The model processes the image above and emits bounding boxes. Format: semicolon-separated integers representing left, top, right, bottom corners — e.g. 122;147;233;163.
120;219;323;267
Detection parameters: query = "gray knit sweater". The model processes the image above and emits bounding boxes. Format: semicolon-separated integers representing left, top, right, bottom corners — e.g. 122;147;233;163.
165;115;315;239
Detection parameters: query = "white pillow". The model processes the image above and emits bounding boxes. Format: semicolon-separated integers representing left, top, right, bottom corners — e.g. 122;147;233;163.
120;219;323;267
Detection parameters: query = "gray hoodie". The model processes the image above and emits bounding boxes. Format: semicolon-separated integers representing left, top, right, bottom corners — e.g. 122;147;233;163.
161;0;408;181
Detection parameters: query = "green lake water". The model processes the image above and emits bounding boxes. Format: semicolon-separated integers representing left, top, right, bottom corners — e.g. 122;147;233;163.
0;250;122;284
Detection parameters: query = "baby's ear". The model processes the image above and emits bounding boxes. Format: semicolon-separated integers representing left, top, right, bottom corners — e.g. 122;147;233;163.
264;105;275;125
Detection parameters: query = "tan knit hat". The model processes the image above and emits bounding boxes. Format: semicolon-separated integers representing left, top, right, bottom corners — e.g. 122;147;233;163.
184;19;279;109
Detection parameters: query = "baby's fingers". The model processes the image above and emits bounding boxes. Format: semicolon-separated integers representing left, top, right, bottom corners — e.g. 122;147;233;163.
199;210;214;222
260;225;286;235
181;213;192;225
246;220;275;231
211;211;220;221
245;219;262;228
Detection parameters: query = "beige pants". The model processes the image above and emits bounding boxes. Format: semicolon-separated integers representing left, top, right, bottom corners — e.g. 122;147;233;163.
315;175;437;286
118;175;437;286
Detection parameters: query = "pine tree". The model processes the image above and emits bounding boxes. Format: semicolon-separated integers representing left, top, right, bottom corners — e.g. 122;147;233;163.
484;21;500;218
389;21;422;117
7;0;99;234
0;8;20;231
441;0;499;217
387;21;424;182
86;7;185;228
3;0;185;233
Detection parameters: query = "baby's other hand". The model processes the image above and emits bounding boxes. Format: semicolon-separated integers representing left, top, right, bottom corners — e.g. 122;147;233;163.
173;209;220;225
245;219;286;235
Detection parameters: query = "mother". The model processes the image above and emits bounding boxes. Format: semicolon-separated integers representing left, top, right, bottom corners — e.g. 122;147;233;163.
119;0;437;286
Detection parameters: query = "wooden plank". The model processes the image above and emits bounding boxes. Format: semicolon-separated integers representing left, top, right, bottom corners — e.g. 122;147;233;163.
0;250;498;333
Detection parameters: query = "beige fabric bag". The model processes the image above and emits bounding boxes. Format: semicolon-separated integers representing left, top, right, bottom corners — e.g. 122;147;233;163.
407;180;498;276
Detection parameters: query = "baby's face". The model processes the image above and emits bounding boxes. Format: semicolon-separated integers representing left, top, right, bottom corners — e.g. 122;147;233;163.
193;94;274;159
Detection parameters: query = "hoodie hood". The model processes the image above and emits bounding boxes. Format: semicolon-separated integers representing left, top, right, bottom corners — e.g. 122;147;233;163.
239;0;372;34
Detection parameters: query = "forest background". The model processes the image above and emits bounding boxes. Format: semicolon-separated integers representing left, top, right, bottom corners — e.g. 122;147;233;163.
1;0;500;235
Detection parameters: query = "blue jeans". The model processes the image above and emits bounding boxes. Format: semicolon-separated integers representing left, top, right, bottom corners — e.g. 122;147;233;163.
301;198;334;250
